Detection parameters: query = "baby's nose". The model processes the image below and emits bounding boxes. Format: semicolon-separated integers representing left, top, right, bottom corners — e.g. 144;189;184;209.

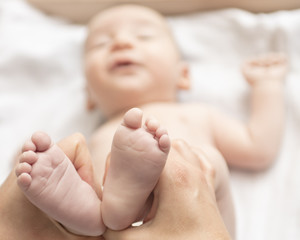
110;33;134;51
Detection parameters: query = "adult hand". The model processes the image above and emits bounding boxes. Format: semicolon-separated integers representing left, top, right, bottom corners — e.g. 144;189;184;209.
104;140;231;240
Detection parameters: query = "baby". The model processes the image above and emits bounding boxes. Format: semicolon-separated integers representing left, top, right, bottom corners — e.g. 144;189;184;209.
15;4;287;238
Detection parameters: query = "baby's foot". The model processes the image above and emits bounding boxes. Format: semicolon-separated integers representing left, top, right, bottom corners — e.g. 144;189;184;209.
102;108;170;230
15;132;105;236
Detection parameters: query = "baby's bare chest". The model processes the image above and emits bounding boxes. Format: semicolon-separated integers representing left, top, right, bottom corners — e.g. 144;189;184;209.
148;107;213;147
89;104;219;179
101;104;215;148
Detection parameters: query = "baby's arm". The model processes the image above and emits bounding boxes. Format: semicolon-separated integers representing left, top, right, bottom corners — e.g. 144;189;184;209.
211;53;287;170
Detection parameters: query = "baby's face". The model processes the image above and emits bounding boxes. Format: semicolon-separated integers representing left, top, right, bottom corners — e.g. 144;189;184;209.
85;5;187;118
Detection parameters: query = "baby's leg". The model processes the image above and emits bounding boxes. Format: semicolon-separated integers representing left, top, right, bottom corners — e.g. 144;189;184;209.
102;108;170;230
15;132;105;236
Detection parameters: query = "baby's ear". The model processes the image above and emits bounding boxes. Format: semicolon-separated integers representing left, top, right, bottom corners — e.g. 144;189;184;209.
177;62;190;90
86;86;96;111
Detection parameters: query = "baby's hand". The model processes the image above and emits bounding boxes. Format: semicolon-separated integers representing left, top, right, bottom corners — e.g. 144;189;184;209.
242;53;288;86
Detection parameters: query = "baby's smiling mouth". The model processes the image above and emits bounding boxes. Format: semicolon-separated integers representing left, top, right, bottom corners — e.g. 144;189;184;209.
109;58;140;72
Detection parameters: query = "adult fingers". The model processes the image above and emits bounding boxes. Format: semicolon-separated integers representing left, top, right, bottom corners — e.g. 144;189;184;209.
57;133;102;198
153;142;211;222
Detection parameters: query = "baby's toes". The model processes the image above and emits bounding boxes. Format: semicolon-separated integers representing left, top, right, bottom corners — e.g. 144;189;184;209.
123;108;143;129
19;150;38;165
15;161;32;177
17;172;32;191
15;151;37;188
155;127;168;139
31;131;52;152
156;127;170;154
22;140;36;153
158;134;170;154
16;159;33;191
145;117;160;133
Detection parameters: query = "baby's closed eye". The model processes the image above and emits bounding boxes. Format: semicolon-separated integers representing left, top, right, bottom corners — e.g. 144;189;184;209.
134;28;157;40
91;34;111;49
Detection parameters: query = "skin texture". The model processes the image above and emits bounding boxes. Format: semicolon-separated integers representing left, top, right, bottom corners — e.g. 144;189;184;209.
0;136;231;240
104;140;232;240
15;132;105;236
0;133;104;240
14;108;171;235
0;4;287;239
101;108;170;230
84;5;286;238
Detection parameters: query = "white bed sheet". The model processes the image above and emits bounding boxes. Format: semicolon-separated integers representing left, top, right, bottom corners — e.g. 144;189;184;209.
0;1;300;239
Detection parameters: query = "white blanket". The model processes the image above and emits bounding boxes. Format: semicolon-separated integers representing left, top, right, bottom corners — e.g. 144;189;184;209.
0;1;299;239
